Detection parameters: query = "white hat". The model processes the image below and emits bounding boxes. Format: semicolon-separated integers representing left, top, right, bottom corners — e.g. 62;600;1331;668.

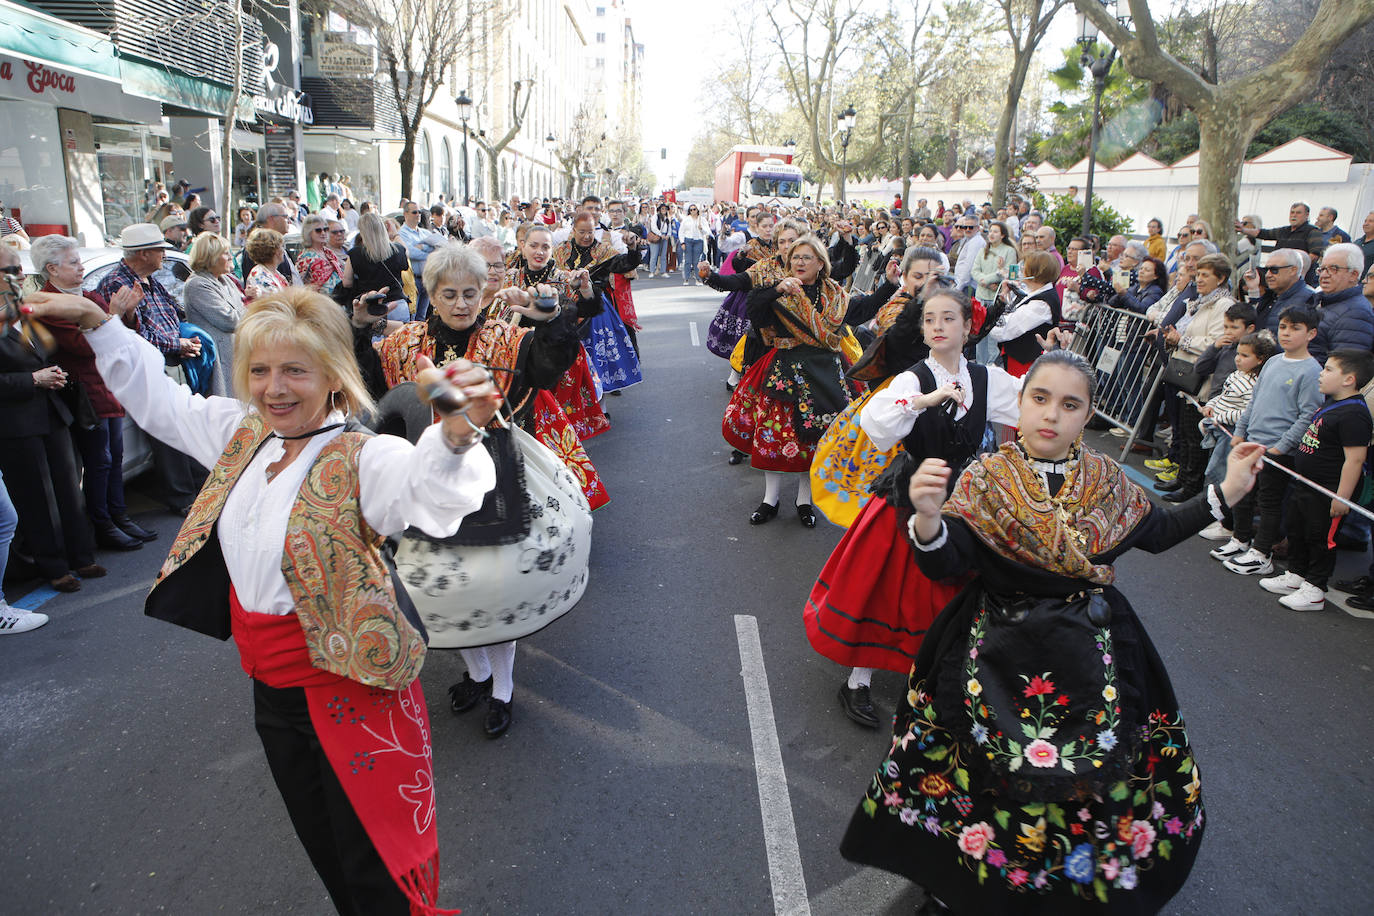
120;223;174;250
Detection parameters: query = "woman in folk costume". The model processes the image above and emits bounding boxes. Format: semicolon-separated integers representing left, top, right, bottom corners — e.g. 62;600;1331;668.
553;211;643;394
499;224;611;440
28;286;502;916
806;288;1022;730
704;211;779;385
841;349;1266;916
722;234;854;528
364;241;596;738
810;246;953;528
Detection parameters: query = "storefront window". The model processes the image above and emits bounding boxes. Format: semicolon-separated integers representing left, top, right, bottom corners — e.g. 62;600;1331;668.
0;100;73;236
416;130;431;202
231;148;262;211
94;120;174;243
303;133;380;208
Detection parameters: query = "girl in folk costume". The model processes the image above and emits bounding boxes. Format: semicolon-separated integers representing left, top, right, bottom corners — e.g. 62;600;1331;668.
722;235;854;528
499;224;611;440
365;241;598;737
810;246;956;529
806;288;1022;730
841;349;1266;915
553;211;644;394
989;249;1064;378
28;287;502;916
703;211;780;384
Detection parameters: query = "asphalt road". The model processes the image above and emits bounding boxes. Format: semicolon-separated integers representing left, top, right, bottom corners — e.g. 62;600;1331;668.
3;274;1373;915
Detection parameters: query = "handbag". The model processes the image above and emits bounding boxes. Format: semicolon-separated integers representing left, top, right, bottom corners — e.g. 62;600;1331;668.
1162;355;1205;395
393;424;593;648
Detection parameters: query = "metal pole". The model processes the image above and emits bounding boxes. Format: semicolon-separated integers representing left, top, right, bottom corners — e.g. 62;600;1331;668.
460;120;470;206
1080;50;1114;240
839;135;850;205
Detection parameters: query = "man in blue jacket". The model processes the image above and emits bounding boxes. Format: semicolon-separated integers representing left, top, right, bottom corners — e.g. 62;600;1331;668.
1309;242;1373;363
1257;247;1317;333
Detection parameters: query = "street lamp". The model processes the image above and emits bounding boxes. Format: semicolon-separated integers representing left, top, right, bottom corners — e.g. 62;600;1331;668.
546;132;558;196
456;89;473;205
1076;2;1123;239
837;104;856;205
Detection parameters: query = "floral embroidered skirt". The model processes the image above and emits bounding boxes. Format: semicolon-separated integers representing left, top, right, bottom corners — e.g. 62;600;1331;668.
529;390;609;511
554;344;611;441
582;295;643;393
722;345;854;473
840;587;1204;913
804;495;967;672
809;377;900;528
706;289;750;359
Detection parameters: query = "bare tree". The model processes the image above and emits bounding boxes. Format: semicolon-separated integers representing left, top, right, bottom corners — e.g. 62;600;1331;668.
989;0;1069;208
1075;0;1374;254
339;0;482;201
470;80;535;204
765;0;867;199
703;11;779;145
553;103;602;198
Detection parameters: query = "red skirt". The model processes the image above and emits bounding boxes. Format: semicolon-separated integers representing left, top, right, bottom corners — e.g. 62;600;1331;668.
530;389;609;510
230;591;452;915
722;350;812;472
554;344;610;440
803;496;968;673
611;274;640;330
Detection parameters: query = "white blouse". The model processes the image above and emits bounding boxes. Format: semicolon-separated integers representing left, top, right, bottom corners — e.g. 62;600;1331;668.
860;355;1023;452
87;319;495;615
989;283;1055;343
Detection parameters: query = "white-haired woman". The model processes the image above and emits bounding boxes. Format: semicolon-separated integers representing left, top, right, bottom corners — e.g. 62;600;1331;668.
183;232;247;397
25;285;498;915
295;213;351;297
31;234;152;551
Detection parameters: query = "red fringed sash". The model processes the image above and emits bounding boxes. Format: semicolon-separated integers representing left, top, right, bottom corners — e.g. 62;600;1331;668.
230;589;457;916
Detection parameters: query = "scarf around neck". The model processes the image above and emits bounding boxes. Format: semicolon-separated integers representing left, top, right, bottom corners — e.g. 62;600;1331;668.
944;441;1152;585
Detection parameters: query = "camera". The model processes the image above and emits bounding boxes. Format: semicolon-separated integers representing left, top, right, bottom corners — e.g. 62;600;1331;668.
363;291;389;316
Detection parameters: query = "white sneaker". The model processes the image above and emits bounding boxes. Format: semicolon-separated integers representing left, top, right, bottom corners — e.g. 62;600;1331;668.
1198;520;1232;541
1279;581;1325;611
0;607;49;635
1209;537;1248;560
1108;427;1128;437
1223;548;1273;576
1259;571;1305;595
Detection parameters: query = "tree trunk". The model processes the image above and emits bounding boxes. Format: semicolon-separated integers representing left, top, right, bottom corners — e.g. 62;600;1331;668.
398;131;416;202
991;49;1036;208
218;1;245;230
1195;109;1255;260
944;97;963;177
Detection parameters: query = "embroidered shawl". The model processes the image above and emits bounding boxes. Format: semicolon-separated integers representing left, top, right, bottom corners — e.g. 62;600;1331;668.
760;277;848;351
944;442;1153;585
741;237;774;262
553;237;619;273
744;254;788;289
873;290;915;334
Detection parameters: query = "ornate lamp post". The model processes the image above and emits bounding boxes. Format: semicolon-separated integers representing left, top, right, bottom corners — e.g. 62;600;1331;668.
837;104;856;205
455;89;473;205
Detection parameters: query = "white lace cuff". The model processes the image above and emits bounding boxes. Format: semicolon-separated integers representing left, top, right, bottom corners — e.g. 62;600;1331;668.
907;515;948;551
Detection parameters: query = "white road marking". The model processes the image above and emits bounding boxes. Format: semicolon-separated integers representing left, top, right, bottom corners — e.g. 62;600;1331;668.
689;320;700;347
735;614;812;916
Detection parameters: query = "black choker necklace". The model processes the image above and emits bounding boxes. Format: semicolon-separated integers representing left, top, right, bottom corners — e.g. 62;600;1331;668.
271;422;344;441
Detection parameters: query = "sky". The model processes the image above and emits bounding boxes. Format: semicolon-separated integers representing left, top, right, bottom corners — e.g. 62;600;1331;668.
627;0;1084;190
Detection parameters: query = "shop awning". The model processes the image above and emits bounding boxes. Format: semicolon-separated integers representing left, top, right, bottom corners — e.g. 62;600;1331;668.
0;1;121;80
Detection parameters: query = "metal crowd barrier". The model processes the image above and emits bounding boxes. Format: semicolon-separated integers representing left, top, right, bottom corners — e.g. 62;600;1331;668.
1066;301;1165;461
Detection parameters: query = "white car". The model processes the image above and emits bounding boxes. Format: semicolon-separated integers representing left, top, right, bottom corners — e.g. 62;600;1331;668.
16;246;193;480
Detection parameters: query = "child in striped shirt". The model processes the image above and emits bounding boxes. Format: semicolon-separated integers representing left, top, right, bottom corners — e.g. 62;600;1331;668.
1201;330;1276;482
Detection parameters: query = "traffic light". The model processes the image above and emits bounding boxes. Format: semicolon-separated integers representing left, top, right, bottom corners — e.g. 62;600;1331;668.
661;148;666;159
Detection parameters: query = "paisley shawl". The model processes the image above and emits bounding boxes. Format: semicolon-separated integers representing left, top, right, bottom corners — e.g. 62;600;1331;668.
872;290;914;334
760;277;848;352
744;254;789;289
943;442;1152;585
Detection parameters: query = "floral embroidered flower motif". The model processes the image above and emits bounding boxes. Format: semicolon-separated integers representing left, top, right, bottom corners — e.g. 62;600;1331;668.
1064;843;1096;884
1025;739;1059;768
957;822;996;860
1022;674;1055;697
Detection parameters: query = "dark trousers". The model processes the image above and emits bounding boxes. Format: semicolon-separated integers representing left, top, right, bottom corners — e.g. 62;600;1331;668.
0;427;95;578
252;680;409;916
1285;488;1340;589
413;273;430;321
149;435;203;511
72;416;126;523
707;234;720;267
1161;387;1181;462
1175;397;1206;493
1230;453;1293;553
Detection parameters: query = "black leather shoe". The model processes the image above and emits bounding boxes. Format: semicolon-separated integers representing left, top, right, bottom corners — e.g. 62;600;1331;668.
797;503;818;528
725;379;736;392
484;697;513;738
95;521;143;551
113;515;158;542
749;502;779;525
447;673;492;715
1346;593;1374;611
1154;479;1183;493
1162;489;1197;503
728;449;746;465
838;683;880;728
1333;575;1374;596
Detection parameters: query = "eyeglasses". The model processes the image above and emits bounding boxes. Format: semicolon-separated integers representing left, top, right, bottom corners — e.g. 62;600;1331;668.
485;262;505;271
0;265;22;276
1318;264;1354;274
792;254;817;263
206;215;221;222
312;228;328;234
330;229;347;235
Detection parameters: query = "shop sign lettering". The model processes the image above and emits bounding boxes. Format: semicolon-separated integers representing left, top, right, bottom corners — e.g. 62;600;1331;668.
0;58;79;98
